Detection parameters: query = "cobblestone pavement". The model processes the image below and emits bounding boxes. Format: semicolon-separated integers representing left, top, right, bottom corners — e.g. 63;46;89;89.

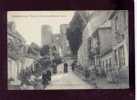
46;70;95;90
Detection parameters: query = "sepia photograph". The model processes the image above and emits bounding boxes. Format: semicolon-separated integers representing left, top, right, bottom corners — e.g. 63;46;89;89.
7;10;129;90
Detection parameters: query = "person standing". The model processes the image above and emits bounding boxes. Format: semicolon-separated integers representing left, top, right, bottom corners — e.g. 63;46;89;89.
42;72;48;88
47;70;51;81
53;63;57;74
71;61;76;71
64;63;68;73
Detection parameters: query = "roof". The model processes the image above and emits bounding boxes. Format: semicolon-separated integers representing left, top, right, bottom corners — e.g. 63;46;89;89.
97;25;113;56
8;22;25;43
108;11;116;19
101;48;113;57
99;20;112;28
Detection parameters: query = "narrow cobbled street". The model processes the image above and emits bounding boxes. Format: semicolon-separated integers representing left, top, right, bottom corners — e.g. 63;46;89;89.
8;11;129;90
46;64;94;89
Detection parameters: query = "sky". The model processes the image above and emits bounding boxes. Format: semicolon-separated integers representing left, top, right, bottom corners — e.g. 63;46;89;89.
8;11;75;46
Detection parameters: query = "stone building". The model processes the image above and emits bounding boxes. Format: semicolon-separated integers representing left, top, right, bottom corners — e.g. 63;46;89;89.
93;10;129;82
77;10;129;83
98;26;113;74
77;11;113;69
90;22;114;80
108;10;129;82
60;24;71;58
8;22;26;85
41;24;56;61
41;25;53;46
24;43;41;69
8;22;41;86
52;34;62;57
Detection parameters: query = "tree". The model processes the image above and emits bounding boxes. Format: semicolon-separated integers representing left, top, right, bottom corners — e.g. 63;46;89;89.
40;45;50;56
66;24;83;56
66;13;85;56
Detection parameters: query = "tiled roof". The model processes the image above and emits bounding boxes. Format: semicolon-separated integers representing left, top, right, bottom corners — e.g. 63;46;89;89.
8;22;25;42
8;31;25;43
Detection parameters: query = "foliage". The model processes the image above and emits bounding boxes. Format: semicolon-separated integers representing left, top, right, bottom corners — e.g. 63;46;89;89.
40;45;50;56
66;14;83;56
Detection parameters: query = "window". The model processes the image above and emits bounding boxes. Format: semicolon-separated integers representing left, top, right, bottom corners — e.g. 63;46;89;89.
93;37;98;48
103;61;104;67
106;60;108;70
114;16;119;33
102;61;103;67
121;46;125;65
114;50;118;66
88;37;91;51
109;58;112;67
118;45;125;67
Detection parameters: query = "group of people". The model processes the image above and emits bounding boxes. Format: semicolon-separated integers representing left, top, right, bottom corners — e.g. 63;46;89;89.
41;62;69;88
19;60;76;90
